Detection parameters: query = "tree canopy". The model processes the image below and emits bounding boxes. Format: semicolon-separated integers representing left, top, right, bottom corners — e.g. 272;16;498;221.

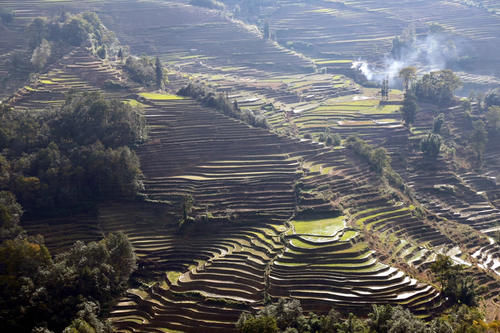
0;232;136;333
414;70;462;106
0;93;144;216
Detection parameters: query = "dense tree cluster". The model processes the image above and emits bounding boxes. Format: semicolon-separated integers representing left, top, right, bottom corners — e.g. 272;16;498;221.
124;56;166;88
21;12;116;75
0;92;144;216
236;298;496;333
430;255;478;307
414;70;462;106
178;82;268;128
0;232;136;333
27;12;111;51
3;12;116;90
485;88;500;108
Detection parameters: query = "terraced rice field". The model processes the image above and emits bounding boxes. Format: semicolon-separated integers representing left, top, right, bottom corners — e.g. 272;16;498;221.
104;96;449;331
271;232;441;315
2;0;500;329
8;47;132;111
136;96;306;220
264;0;500;79
98;0;314;78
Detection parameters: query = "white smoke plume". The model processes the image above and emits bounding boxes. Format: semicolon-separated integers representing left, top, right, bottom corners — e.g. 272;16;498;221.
352;33;461;86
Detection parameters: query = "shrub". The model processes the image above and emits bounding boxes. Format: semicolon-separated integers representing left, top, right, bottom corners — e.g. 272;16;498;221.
421;133;441;158
433;113;445;134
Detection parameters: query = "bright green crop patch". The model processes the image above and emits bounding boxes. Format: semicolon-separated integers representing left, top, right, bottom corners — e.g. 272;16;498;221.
356;207;410;226
293;215;345;236
340;230;358;241
139;92;184;100
167;271;182;284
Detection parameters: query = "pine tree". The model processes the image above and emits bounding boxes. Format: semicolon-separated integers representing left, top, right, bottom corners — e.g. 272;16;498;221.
155;56;164;90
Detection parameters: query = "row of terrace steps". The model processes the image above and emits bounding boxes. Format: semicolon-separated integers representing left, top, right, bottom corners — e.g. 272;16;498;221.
270;233;442;316
299;148;450;247
9;47;130;111
100;0;315;77
170;223;284;303
110;284;247;333
136;98;331;219
21;214;101;253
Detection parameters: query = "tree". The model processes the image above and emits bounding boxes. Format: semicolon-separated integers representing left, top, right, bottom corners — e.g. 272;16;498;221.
470;120;488;163
181;194;194;225
0;237;52;332
237;314;279;333
400;91;418;126
367;304;393;333
485;88;500;108
155;56;164;90
337;313;367;333
27;18;49;49
486;106;500;134
103;232;136;285
62;301;112;333
60;18;91;46
124;56;156;86
31;39;52;70
55;92;145;147
429;317;453;333
263;21;270;40
0;191;23;240
96;45;106;59
387;306;426;333
421;133;441;158
430;255;478;306
320;309;342;333
371;147;391;173
398;66;417;92
433;113;445;134
380;78;389;101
